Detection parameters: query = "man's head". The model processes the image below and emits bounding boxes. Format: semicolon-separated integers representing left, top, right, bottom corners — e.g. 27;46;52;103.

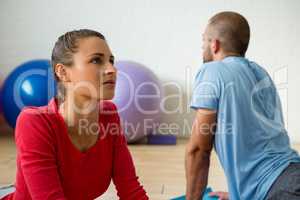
202;11;250;63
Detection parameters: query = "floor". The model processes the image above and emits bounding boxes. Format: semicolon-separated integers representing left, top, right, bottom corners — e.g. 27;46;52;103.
1;124;299;200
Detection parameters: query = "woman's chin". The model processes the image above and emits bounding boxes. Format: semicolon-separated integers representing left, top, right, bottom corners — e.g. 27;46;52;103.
100;93;115;101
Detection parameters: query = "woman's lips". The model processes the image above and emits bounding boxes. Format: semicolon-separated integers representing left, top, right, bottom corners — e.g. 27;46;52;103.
103;80;115;86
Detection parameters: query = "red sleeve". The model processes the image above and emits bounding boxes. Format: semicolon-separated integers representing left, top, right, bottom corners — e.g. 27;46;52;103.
15;109;66;200
109;103;149;200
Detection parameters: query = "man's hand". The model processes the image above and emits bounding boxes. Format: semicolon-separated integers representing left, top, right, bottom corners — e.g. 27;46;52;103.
209;191;229;200
185;108;217;200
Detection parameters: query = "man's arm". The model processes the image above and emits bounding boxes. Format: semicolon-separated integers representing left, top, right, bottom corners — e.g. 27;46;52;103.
185;108;217;200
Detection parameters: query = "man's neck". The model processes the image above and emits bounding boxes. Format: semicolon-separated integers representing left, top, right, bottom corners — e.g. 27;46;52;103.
214;52;243;61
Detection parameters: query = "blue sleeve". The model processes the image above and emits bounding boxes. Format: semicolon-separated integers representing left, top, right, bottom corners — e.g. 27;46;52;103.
190;64;222;111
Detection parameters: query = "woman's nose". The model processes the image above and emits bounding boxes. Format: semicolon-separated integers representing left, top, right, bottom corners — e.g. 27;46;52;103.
105;63;117;75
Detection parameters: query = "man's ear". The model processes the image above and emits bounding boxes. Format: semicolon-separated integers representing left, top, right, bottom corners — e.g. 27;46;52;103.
210;39;221;54
54;63;71;82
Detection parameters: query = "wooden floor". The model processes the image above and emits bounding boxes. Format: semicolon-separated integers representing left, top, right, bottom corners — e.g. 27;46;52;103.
1;125;300;200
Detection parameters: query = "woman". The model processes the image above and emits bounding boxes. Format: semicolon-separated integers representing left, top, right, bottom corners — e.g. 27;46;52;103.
1;29;149;200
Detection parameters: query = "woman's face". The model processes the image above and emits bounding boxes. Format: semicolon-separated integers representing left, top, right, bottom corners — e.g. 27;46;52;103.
65;37;116;101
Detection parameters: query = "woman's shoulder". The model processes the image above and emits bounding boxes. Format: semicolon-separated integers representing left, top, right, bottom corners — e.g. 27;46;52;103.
17;104;55;124
18;97;57;119
98;101;122;138
15;105;58;153
99;100;118;112
99;101;120;120
16;104;56;139
21;104;52;114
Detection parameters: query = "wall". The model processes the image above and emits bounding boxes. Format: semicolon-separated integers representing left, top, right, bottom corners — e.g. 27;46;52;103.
1;0;299;142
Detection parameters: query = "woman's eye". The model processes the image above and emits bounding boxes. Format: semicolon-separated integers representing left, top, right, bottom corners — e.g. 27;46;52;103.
91;57;102;64
109;59;114;65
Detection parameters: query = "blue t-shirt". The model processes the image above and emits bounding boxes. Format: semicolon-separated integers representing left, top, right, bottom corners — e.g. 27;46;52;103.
190;56;300;200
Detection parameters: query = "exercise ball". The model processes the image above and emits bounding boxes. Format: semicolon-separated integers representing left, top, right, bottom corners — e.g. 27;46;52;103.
113;61;163;143
1;59;57;128
0;87;4;125
0;87;2;114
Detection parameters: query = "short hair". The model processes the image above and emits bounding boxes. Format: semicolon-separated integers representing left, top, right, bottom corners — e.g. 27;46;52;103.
207;11;250;56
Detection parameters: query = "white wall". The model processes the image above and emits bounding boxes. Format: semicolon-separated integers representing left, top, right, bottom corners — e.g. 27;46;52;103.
1;0;300;142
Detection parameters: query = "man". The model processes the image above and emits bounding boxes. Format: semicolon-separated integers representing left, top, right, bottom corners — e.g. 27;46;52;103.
185;11;300;200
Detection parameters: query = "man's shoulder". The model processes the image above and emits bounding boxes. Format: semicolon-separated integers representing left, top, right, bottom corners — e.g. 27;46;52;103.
195;61;225;82
201;60;225;71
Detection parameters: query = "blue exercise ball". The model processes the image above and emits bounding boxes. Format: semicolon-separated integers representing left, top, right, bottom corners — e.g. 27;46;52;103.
0;87;3;114
2;59;57;128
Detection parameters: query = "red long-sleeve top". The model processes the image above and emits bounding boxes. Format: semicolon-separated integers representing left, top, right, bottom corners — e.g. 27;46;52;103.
2;98;148;200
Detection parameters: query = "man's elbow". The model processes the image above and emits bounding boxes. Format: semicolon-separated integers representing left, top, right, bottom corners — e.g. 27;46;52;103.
185;144;212;160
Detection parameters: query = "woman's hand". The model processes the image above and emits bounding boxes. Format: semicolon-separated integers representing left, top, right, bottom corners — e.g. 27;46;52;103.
208;191;229;200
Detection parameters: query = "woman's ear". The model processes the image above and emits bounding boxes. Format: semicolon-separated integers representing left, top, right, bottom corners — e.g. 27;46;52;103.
55;63;71;82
